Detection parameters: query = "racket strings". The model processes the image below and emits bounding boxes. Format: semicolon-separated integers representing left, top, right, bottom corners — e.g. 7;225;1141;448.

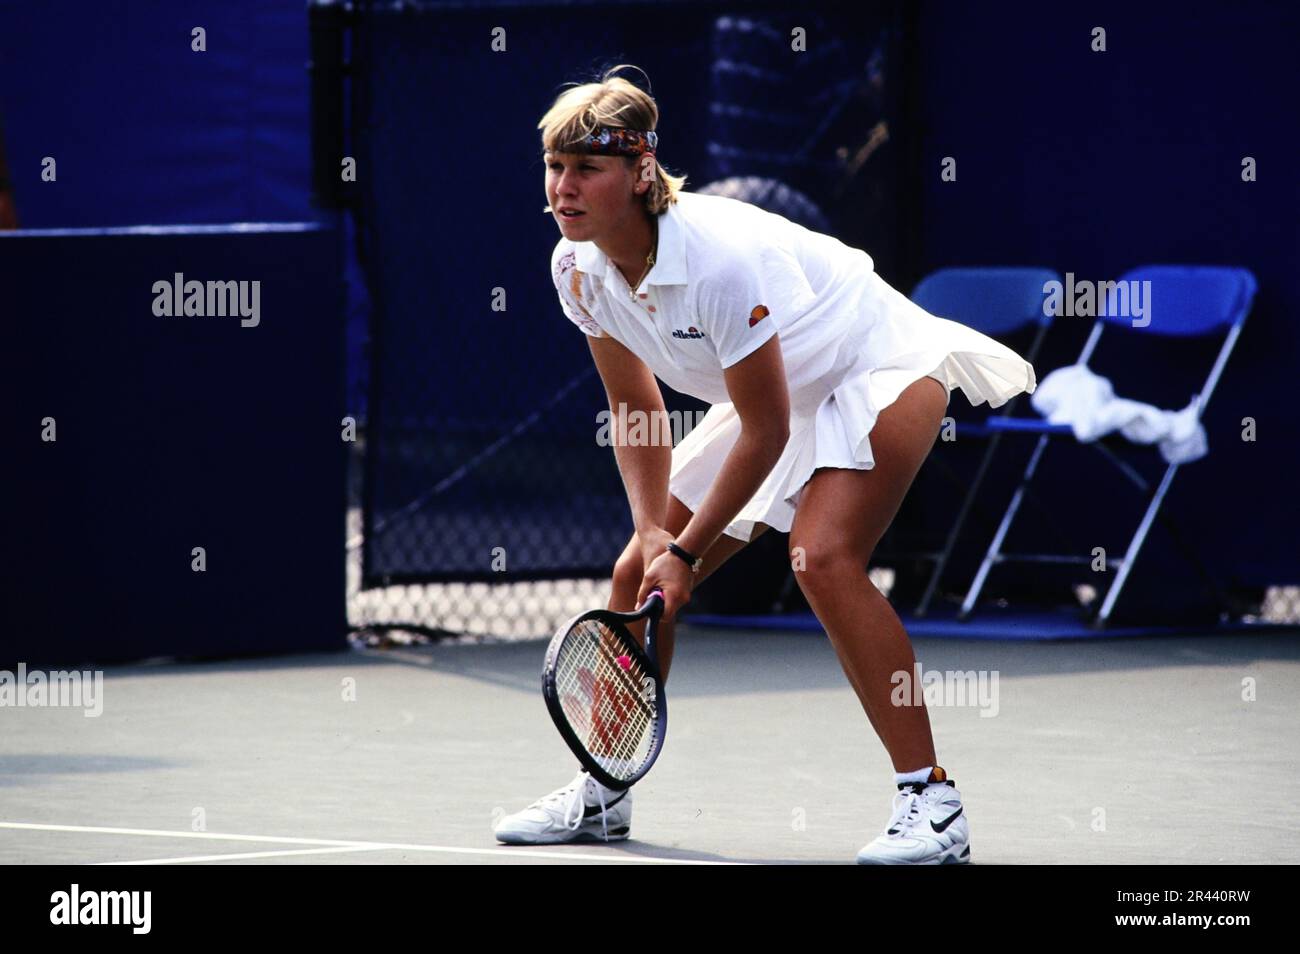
563;619;649;753
554;617;658;780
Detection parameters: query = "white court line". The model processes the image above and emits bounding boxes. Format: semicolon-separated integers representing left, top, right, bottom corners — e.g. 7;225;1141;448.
0;822;741;865
103;845;394;865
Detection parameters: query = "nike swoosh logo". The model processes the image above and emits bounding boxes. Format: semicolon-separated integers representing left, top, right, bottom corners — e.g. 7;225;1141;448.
931;807;963;833
584;791;628;818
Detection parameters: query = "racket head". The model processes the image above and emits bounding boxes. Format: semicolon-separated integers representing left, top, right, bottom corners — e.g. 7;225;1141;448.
542;602;667;791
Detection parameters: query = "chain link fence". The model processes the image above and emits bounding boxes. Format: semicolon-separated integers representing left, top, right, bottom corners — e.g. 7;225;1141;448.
337;0;1298;641
341;0;904;641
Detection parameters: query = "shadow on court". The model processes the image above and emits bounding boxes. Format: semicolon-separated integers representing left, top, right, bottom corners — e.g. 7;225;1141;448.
3;627;1297;864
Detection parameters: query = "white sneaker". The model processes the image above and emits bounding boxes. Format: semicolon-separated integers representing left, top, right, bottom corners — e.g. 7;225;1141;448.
495;770;632;845
855;779;971;865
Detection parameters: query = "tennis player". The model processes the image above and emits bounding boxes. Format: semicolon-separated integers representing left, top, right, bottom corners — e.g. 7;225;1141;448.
495;67;1036;864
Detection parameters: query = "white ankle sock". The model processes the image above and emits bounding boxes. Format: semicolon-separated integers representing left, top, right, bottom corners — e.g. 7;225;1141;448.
894;766;935;785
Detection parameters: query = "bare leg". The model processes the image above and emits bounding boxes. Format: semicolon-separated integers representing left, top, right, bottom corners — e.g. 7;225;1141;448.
609;495;767;682
789;377;949;772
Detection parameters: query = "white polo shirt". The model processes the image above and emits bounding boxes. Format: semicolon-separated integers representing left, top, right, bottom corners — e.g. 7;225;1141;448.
549;190;1037;541
550;190;883;419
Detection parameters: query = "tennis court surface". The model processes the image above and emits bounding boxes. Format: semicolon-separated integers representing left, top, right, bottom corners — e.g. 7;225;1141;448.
4;626;1296;865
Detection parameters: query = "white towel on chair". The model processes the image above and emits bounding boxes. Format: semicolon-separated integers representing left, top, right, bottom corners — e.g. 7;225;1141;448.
1029;364;1207;465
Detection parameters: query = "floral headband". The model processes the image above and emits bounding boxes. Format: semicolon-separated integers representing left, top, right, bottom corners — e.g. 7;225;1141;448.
568;126;658;157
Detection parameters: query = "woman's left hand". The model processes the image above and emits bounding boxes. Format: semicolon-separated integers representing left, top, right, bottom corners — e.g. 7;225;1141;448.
637;548;694;621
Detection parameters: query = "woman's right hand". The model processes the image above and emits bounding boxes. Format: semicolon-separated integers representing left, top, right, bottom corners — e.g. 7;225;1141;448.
637;526;676;586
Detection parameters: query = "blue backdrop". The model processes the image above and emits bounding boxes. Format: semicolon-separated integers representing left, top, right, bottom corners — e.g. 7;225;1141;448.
4;0;1296;610
0;0;315;227
912;0;1299;588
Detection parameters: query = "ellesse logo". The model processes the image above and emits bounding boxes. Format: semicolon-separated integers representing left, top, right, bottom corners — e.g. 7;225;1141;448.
749;304;770;327
671;326;706;339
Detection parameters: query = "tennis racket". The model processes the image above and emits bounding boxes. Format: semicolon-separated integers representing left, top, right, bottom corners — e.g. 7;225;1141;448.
542;588;667;791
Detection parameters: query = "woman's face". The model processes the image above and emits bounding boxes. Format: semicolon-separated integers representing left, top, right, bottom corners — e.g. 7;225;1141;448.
545;151;641;241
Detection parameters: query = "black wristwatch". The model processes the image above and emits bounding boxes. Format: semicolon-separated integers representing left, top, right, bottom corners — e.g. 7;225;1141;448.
666;541;703;574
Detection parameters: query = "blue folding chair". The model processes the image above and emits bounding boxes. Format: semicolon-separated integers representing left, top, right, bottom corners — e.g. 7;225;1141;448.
958;265;1257;626
902;267;1060;616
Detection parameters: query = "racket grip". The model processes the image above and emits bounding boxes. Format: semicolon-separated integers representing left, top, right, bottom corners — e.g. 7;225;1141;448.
644;588;666;622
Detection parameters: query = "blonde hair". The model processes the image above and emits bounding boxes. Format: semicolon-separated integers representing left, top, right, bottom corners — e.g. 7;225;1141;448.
538;64;687;216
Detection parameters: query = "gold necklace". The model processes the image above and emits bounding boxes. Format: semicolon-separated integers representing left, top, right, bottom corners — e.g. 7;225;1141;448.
627;219;658;300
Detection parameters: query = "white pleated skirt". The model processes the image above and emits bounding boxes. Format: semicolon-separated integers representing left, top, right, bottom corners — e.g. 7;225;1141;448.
668;276;1038;542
